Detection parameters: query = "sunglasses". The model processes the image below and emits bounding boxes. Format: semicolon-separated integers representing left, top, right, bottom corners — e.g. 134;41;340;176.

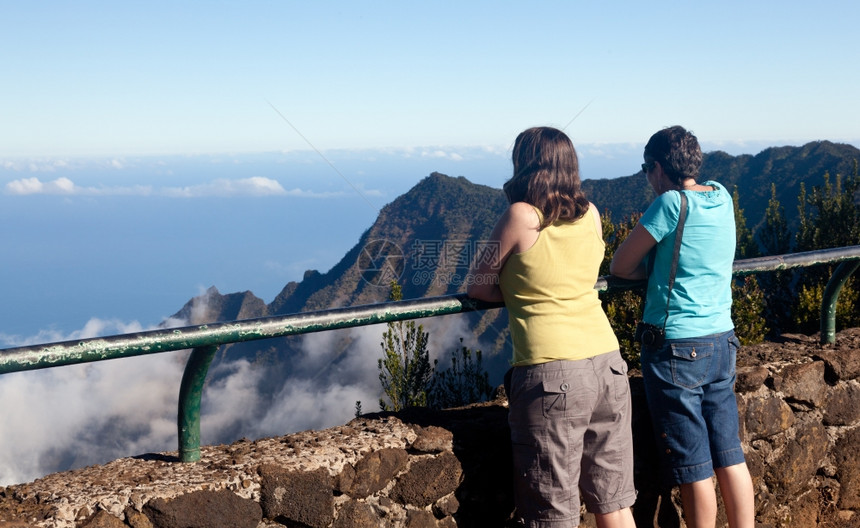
641;161;656;173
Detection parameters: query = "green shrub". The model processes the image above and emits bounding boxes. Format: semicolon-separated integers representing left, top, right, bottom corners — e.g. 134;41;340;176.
378;281;433;411
429;339;494;409
793;275;860;334
731;276;768;345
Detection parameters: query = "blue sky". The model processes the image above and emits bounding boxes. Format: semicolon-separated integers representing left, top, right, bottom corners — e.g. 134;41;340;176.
3;1;858;157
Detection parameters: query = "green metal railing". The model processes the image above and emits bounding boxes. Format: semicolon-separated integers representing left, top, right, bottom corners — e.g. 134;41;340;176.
2;245;859;462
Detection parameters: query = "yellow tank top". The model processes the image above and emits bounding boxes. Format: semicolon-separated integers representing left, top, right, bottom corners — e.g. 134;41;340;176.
500;206;619;366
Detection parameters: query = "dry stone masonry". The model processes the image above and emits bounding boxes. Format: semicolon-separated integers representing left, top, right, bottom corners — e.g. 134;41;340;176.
2;328;860;527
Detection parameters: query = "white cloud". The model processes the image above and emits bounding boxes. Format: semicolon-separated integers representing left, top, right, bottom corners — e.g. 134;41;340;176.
5;176;77;194
0;309;495;486
6;177;46;194
3;176;319;198
4;176;154;196
0;352;186;486
0;317;185;486
0;318;146;348
162;177;290;197
282;187;346;198
1;157;121;173
53;176;76;193
420;149;464;161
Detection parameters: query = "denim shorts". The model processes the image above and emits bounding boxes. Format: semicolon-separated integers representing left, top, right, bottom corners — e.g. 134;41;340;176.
641;329;746;485
506;350;636;527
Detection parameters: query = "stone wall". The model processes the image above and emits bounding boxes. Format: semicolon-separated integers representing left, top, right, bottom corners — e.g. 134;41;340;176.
1;329;859;528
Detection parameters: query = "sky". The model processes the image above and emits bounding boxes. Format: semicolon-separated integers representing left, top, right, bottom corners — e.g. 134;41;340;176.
1;0;859;485
3;1;858;157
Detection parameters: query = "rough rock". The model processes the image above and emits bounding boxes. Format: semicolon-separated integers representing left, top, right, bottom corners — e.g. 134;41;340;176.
817;343;860;381
742;396;795;440
775;361;827;406
823;380;860;425
390;452;462;507
331;500;378;528
411;426;454;453
766;423;829;497
833;428;860;510
81;510;126;528
340;448;409;498
433;494;460;518
142;490;261;528
405;509;438;528
736;365;769;393
259;465;333;528
124;508;154;528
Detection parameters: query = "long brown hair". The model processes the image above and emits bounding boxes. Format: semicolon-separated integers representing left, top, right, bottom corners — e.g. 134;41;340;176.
503;127;590;228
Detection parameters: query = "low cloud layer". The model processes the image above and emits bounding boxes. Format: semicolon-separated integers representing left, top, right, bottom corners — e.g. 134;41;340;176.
0;306;489;486
2;176;339;198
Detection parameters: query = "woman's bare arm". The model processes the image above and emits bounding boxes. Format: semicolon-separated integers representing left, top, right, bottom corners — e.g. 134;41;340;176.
609;223;657;280
467;202;540;302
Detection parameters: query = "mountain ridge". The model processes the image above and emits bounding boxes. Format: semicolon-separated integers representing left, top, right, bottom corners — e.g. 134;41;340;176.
582;140;860;230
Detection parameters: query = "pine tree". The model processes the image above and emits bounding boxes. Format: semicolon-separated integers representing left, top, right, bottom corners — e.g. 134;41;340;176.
757;183;792;256
378;281;433;411
733;186;759;259
792;163;860;332
756;183;795;332
795;168;860;252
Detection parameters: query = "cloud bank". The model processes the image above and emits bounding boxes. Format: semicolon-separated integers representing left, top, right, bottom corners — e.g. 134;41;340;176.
0;306;489;487
2;176;341;198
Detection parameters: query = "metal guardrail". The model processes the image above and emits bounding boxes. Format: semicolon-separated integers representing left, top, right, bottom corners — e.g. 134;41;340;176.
2;245;859;462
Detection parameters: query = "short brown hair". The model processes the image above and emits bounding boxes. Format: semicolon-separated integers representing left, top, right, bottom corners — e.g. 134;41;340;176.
643;125;702;185
504;127;590;228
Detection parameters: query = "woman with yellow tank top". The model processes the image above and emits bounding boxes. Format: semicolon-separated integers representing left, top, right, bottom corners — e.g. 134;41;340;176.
468;127;636;528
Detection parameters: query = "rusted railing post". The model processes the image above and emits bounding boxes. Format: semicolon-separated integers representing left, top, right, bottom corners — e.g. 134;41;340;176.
177;345;218;462
820;260;860;344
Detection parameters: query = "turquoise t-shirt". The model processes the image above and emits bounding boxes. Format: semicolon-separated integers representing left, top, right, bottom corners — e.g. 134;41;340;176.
639;181;735;339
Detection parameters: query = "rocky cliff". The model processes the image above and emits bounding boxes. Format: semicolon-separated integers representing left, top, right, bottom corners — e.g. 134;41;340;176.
2;328;860;528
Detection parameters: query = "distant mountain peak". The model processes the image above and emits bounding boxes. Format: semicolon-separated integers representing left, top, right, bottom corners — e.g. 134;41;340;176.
168;285;267;326
266;172;509;316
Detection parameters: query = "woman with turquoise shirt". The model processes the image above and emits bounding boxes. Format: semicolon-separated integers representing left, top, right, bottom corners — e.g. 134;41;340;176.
610;126;754;528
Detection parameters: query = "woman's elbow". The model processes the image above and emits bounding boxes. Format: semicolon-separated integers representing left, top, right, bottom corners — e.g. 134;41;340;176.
467;283;492;301
609;257;635;279
467;280;502;302
608;260;623;277
466;283;482;299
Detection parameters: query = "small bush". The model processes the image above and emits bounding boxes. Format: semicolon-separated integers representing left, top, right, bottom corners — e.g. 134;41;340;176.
793;275;860;334
429;339;494;409
731;276;768;345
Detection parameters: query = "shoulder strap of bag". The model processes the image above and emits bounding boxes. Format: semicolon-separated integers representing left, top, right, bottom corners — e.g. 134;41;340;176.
662;192;688;332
